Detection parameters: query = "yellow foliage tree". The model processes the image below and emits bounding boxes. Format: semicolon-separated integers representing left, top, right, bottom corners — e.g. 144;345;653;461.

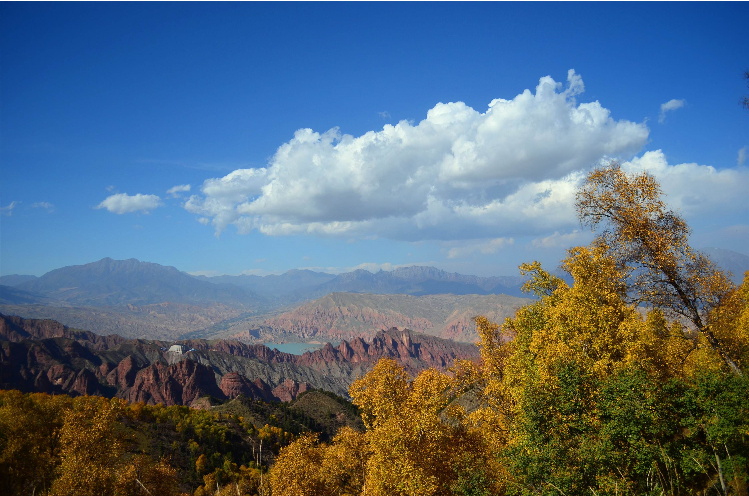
576;161;742;374
350;359;500;496
0;390;72;495
49;396;124;496
268;427;368;496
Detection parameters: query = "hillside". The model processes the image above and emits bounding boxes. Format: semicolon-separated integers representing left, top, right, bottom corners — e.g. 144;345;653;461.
0;302;248;341
254;292;530;342
0;274;38;286
0;284;58;306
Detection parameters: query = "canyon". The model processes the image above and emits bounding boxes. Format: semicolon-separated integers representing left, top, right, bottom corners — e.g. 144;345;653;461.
0;313;480;405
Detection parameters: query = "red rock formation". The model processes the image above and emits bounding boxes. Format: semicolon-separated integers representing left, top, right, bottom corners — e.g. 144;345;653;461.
220;372;274;402
271;379;312;402
124;360;225;406
70;369;99;396
106;355;139;389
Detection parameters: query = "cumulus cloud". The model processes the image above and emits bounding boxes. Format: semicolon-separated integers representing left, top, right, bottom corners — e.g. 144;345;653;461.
96;193;162;214
622;150;749;215
166;184;191;198
658;99;686;123
0;201;19;216
185;70;649;241
31;202;54;212
446;237;514;259
738;146;747;166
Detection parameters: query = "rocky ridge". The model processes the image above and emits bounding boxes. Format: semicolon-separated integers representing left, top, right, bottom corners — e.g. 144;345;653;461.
1;313;479;405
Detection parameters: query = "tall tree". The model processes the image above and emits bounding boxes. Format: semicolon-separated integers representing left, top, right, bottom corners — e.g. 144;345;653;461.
575;162;742;375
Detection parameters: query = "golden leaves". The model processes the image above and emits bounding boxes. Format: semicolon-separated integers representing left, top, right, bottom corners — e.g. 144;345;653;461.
575;161;742;374
268;428;369;496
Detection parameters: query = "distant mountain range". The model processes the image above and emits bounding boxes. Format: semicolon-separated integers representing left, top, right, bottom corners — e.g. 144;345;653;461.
193;265;527;302
193;269;337;299
0;258;529;340
1;247;746;341
5;257;266;307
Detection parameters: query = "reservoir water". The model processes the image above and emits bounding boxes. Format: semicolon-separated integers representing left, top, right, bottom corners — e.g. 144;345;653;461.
263;342;326;355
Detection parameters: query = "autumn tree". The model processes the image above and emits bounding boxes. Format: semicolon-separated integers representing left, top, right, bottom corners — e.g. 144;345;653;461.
575;162;742;374
267;427;368;496
350;359;501;496
0;391;72;495
49;396;124;496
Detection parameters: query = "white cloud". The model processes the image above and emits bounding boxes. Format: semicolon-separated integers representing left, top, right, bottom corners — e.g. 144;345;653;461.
378;111;391;119
738;146;747;166
166;184;191;198
622;150;749;215
197;217;211;225
0;201;19;216
31;202;54;212
446;237;515;259
96;193;162;214
186;70;649;241
658;99;686;123
531;229;590;249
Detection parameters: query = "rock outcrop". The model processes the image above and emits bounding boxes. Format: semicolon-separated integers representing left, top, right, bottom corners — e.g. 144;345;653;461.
271;379;312;402
124;360;224;406
106;355;140;389
219;372;275;402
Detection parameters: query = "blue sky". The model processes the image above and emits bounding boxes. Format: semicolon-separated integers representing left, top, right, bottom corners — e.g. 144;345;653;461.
1;2;748;278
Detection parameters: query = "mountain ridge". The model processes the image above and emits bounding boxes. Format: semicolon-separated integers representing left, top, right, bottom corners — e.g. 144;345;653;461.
15;257;267;308
1;313;479;402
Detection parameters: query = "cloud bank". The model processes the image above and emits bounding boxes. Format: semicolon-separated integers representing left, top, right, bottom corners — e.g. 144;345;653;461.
622;150;749;215
186;70;649;241
97;193;162;214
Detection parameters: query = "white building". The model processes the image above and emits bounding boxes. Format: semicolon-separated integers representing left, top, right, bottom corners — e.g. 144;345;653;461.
168;344;188;354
